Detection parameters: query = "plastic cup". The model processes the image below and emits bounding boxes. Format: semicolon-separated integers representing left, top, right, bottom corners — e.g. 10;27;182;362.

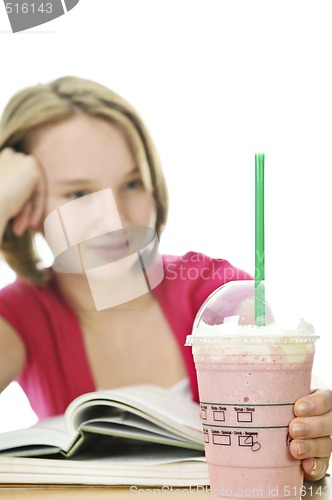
185;280;319;500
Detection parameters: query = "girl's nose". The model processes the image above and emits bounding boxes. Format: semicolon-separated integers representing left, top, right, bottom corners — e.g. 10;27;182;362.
112;195;129;228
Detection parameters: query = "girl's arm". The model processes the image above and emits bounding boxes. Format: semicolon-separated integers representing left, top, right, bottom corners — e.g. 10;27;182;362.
0;318;26;392
0;148;44;242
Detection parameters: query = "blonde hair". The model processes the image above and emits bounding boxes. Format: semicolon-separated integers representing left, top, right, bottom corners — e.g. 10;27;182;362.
0;76;168;284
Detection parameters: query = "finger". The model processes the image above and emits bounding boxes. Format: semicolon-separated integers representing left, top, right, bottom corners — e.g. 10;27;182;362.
0;147;17;159
289;436;332;460
302;457;330;481
294;388;332;417
29;179;46;228
289;411;332;439
12;202;33;236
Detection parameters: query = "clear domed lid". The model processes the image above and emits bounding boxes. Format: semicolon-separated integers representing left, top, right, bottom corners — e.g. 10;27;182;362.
186;280;319;345
194;280;267;329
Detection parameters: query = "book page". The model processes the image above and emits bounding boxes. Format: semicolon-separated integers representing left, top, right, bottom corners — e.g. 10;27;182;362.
0;416;76;456
0;441;208;486
65;384;203;444
0;385;203;458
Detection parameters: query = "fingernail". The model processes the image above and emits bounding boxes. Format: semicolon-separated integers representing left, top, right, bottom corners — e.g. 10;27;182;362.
296;442;310;456
309;460;320;476
292;423;309;437
309;459;327;477
297;402;311;416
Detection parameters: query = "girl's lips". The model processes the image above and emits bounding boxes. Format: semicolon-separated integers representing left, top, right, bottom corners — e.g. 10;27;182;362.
86;242;129;259
90;241;128;250
79;233;131;268
79;227;156;267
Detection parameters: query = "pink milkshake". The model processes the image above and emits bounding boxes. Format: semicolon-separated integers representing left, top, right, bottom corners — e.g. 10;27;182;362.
186;281;318;500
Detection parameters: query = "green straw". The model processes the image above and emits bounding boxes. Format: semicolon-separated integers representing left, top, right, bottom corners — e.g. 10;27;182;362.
255;153;265;326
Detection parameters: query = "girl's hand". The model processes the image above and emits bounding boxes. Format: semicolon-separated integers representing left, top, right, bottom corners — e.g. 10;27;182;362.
289;388;332;480
0;148;45;236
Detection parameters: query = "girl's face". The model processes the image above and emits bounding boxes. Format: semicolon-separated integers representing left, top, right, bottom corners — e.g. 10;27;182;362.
28;114;156;228
29;114;156;262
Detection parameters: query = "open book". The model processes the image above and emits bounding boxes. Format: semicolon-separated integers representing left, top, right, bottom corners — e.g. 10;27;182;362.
0;384;208;486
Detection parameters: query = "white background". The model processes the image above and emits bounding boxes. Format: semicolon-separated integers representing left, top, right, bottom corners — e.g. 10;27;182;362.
0;0;331;431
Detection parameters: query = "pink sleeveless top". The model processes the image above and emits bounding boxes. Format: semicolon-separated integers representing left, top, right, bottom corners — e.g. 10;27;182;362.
0;252;251;418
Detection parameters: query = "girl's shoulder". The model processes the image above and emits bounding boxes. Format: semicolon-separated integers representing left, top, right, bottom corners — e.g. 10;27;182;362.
0;270;66;331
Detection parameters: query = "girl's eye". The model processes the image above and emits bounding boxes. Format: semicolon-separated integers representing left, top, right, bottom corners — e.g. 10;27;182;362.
66;191;89;200
123;179;144;190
